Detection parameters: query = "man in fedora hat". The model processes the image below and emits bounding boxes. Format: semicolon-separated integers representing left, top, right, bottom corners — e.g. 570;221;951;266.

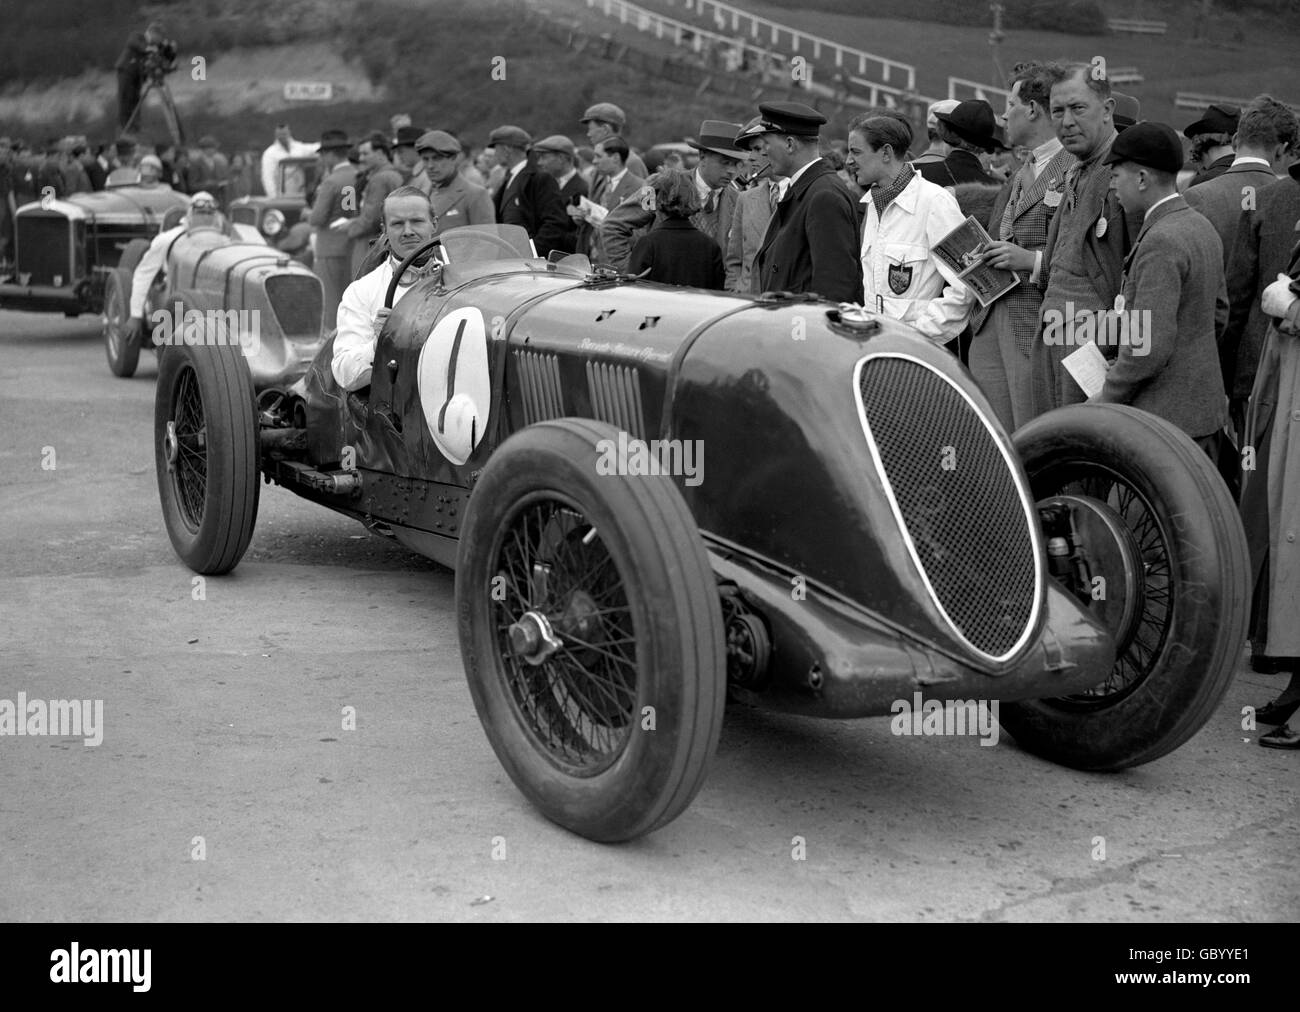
307;129;359;326
934;100;1002;185
749;102;861;302
580;102;647;179
686;119;744;251
1184;102;1240;187
392;125;427;189
415;130;495;236
489;124;571;257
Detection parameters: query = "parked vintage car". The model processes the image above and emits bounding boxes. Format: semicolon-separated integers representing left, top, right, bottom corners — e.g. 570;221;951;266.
0;185;188;317
101;222;322;380
153;225;1250;842
228;156;319;265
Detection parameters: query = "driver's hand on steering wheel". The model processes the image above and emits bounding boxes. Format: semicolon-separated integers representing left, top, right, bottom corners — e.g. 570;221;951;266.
371;308;391;340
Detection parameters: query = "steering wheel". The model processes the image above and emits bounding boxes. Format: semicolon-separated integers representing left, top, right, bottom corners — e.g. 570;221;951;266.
384;238;445;309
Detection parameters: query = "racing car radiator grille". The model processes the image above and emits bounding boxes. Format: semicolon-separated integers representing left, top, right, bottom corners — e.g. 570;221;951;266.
265;275;323;337
16;216;72;286
857;355;1038;660
515;350;564;424
585;362;644;440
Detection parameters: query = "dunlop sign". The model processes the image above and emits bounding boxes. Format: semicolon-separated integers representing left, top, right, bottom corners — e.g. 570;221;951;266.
284;81;333;101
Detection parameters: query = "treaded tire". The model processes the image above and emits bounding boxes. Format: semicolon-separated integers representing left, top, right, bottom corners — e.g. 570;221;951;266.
456;418;725;842
1003;404;1250;770
154;306;259;575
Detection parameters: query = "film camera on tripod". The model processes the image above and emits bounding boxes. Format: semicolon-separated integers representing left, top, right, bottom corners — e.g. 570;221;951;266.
116;21;183;145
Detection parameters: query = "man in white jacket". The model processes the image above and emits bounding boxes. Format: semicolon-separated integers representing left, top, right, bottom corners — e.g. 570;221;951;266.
331;186;441;391
845;113;973;344
261;124;317;198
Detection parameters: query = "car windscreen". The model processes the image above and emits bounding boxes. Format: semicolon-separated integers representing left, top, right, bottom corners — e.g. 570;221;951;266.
439;224;536;262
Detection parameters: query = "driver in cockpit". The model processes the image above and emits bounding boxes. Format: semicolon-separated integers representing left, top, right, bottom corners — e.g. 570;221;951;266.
331;185;442;392
127;190;225;342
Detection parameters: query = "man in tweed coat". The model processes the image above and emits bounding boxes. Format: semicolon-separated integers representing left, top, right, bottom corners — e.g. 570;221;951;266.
1097;123;1228;446
969;61;1076;431
1031;62;1133;416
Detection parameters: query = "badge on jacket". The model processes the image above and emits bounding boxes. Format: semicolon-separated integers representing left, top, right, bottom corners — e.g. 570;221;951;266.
888;262;913;295
1043;188;1062;208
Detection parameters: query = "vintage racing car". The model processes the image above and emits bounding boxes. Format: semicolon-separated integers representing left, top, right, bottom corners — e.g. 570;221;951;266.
228;156;319;265
0;184;188;317
154;225;1250;842
100;216;319;380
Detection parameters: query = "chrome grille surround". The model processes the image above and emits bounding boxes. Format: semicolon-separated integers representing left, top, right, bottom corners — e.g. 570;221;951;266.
853;352;1043;663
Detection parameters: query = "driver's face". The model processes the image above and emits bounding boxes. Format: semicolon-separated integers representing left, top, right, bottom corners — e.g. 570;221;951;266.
384;196;436;255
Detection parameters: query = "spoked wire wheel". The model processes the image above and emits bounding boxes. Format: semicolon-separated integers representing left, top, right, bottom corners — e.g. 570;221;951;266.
1005;405;1249;770
492;496;639;774
457;418;725;842
168;365;208;531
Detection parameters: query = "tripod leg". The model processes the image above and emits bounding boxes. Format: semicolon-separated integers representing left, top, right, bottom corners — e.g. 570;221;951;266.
122;79;152;138
158;81;184;148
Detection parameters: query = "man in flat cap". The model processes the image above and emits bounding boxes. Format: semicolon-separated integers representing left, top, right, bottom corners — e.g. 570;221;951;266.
1184;103;1240;187
725;117;787;293
750;101;862;303
416;130;495;236
686;120;744;252
1097;122;1228;450
913;100;959;188
307;129;359;326
1031;60;1132;415
580;102;648;179
489;125;571;257
534;134;587;254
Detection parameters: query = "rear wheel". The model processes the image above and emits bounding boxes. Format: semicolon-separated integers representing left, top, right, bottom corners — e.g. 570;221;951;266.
1003;405;1249;769
102;268;140;378
154;314;259;575
457;418;726;842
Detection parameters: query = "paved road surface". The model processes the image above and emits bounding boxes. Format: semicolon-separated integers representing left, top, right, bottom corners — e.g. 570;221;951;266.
1;310;1296;921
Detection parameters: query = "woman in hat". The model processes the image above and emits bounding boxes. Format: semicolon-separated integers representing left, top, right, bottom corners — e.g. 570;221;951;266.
626;169;724;290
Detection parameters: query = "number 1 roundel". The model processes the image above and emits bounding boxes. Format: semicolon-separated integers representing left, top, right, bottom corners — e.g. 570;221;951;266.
416;306;492;465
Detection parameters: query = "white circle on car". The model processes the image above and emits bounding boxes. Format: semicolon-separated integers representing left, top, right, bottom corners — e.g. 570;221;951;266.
417;306;491;466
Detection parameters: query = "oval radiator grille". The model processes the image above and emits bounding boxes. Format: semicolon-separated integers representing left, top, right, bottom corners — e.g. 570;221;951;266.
856;354;1039;660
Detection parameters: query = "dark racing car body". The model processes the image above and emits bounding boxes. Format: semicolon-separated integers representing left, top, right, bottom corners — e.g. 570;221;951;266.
154;226;1250;841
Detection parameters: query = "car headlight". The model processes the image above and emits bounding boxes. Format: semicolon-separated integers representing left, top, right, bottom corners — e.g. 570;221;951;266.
263;209;285;237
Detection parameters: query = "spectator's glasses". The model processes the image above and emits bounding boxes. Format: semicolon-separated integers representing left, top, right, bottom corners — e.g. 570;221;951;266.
190;200;216;212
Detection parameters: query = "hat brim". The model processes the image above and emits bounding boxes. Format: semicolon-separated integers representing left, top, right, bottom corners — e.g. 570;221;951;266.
319;142;351;152
1182;117;1235;139
935;113;998;152
687;139;743;160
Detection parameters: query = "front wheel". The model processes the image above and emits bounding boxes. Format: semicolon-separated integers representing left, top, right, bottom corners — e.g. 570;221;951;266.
102;268;140;378
1003;404;1249;770
154;324;259;575
456;418;726;842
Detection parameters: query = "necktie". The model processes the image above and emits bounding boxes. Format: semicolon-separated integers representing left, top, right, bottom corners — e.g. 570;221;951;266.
768;182;780;214
705;188;718;215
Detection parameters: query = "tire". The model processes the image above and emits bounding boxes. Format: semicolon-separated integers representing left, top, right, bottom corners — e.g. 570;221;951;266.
456;418;726;842
102;268;140;378
1003;404;1250;770
154;308;259;575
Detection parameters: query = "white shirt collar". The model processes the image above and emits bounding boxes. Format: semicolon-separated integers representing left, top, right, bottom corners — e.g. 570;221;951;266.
786;156;822;189
1030;137;1063;178
1231;155;1271;169
506;159;526;187
608;167;627;191
1144;192;1180;221
557;168;577;189
693;168;711;201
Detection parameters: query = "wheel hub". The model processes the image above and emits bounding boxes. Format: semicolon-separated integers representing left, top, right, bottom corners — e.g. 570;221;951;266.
164;420;179;472
507;610;563;666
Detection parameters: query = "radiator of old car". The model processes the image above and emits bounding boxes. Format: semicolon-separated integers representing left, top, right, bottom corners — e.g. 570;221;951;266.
855;353;1040;661
16;215;77;287
264;274;323;337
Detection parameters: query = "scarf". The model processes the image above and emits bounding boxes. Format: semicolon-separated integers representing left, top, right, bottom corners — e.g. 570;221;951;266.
388;251;440;287
871;163;915;219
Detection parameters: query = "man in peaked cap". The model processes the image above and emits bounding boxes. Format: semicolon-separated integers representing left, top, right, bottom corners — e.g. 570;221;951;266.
489;124;571;257
749;101;862;303
1184;102;1240;186
580;102;647;178
686;119;744;251
1096;122;1228;450
416;130;495;235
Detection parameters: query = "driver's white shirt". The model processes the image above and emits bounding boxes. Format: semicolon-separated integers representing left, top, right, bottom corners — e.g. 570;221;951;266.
331;258;427;392
128;220;261;318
